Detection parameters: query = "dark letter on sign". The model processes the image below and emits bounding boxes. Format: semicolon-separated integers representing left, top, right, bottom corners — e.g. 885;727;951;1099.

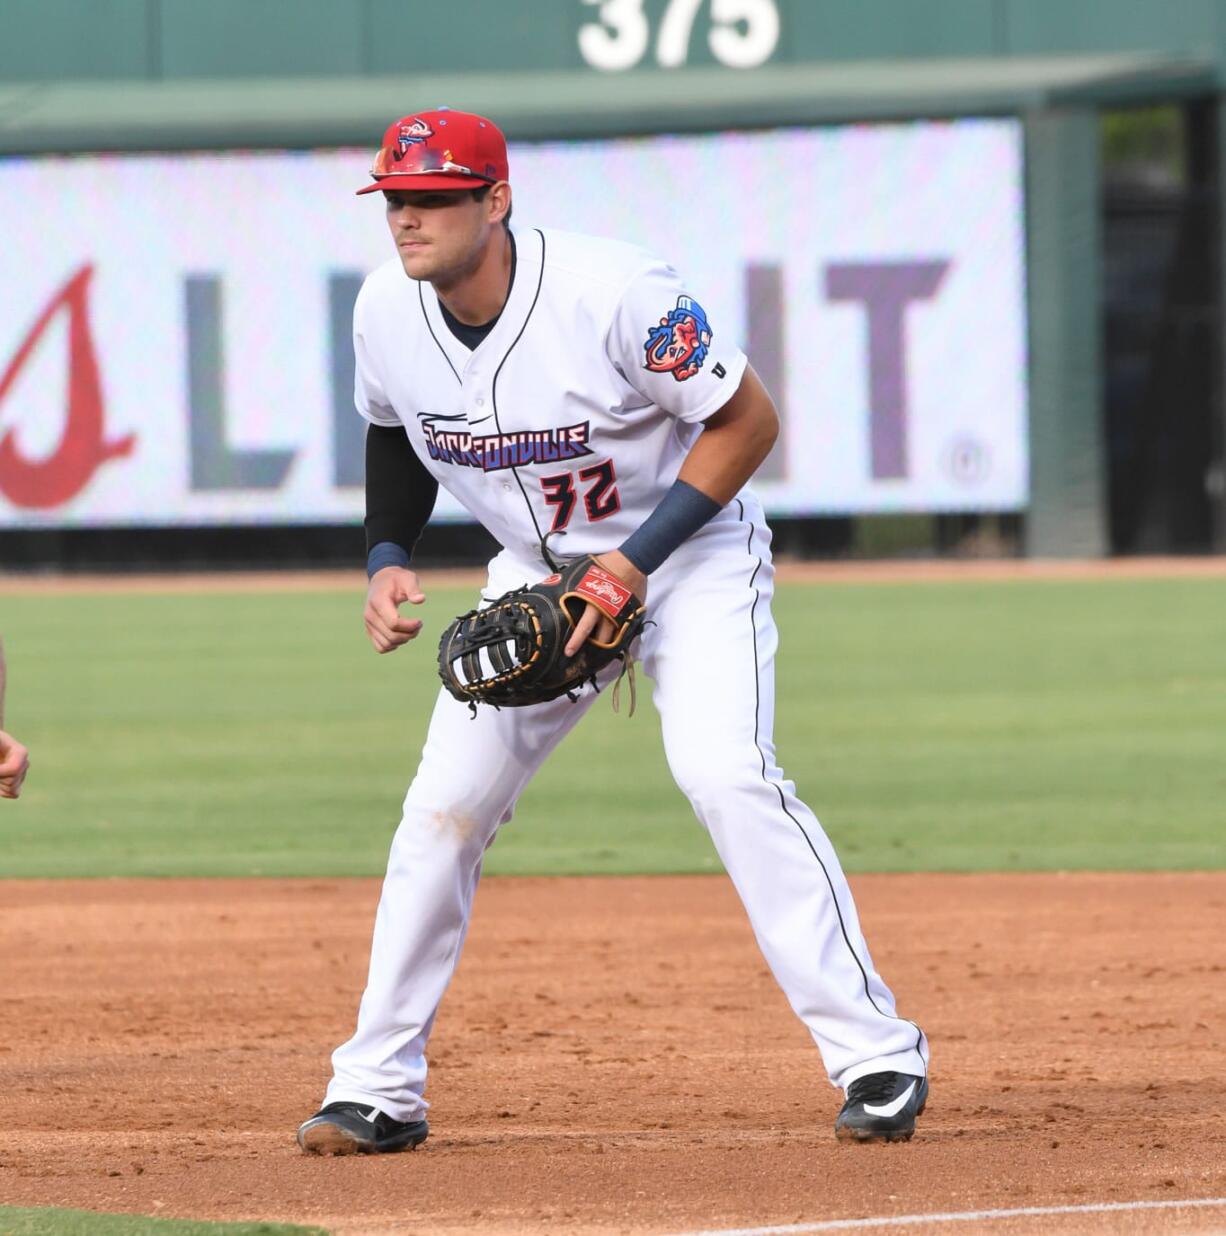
186;275;295;491
330;273;364;488
746;263;786;481
825;261;950;480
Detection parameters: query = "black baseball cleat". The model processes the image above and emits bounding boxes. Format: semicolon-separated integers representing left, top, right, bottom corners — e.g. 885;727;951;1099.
296;1101;429;1155
835;1071;928;1143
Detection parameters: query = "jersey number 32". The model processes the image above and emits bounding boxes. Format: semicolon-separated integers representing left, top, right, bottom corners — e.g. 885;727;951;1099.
539;460;621;531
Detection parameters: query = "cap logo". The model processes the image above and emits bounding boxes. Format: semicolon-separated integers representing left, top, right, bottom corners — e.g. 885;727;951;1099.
397;119;434;152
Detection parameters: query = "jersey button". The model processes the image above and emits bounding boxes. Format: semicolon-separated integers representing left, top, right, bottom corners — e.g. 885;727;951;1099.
475;396;485;406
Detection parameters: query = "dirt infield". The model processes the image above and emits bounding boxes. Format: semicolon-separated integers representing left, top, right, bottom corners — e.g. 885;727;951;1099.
2;554;1226;596
1;873;1223;1235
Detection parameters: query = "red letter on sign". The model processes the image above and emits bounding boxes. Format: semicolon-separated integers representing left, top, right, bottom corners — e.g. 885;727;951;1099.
0;264;136;509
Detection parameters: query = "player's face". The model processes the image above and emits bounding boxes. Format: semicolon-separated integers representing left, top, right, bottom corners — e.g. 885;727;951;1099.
383;189;496;284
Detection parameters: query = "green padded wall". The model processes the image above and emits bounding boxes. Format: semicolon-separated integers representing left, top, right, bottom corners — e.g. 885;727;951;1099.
4;0;1226;83
1024;107;1108;557
158;0;366;78
783;0;997;60
0;0;152;81
1000;0;1220;58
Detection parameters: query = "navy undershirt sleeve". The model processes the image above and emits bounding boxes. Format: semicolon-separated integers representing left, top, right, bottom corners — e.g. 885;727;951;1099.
365;423;438;577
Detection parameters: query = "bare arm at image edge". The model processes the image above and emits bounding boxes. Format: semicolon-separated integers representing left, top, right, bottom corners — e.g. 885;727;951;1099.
0;639;31;800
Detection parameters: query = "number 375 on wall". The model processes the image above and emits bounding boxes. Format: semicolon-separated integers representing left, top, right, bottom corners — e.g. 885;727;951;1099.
579;0;780;71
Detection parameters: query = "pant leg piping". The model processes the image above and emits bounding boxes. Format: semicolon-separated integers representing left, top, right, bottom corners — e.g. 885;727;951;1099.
735;499;926;1064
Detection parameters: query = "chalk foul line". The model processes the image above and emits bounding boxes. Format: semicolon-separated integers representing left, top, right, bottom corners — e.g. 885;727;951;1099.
672;1196;1226;1235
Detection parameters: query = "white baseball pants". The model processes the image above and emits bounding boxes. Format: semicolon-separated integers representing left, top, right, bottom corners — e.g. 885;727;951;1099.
325;497;928;1121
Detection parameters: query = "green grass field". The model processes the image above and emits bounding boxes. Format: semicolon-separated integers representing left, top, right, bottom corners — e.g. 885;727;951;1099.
0;1210;324;1236
1;574;1222;878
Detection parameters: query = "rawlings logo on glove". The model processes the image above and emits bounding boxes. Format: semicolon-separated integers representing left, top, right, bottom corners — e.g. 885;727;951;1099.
437;555;646;711
573;567;633;613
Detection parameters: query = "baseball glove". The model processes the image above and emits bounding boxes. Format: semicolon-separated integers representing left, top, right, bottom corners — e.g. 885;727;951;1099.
438;555;647;711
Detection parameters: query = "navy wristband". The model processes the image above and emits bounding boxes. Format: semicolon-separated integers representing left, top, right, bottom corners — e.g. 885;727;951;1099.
367;540;412;578
619;479;722;575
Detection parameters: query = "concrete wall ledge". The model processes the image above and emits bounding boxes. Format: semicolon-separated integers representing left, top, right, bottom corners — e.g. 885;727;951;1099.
0;53;1217;154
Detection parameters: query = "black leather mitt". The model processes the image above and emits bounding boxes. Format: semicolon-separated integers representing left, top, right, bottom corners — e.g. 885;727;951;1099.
438;555;646;710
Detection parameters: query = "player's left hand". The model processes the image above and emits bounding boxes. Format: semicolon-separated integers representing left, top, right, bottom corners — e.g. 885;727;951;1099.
0;730;30;800
563;551;648;657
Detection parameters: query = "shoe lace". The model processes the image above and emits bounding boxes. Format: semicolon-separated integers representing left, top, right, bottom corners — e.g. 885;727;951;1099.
845;1072;903;1105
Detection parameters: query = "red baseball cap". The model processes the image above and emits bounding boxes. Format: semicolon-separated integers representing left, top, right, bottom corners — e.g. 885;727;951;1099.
356;108;509;195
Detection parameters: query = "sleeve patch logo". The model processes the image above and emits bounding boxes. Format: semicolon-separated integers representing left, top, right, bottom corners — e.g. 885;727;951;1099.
643;295;713;382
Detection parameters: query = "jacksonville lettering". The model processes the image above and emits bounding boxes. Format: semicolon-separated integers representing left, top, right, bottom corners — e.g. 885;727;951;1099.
422;421;594;471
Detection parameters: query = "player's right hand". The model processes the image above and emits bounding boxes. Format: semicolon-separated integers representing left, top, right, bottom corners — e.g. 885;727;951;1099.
0;730;29;800
364;567;427;654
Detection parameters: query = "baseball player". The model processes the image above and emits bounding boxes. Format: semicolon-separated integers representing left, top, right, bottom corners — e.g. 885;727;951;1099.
297;108;928;1154
0;639;30;799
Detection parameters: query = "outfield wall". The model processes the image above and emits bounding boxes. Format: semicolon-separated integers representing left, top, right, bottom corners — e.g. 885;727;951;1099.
6;0;1226;81
2;1;1224;561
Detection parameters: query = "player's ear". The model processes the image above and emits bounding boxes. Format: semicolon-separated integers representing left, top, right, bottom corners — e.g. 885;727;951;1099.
487;182;512;228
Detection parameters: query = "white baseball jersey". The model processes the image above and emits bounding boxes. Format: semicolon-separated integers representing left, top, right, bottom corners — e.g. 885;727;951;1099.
352;226;748;563
321;224;928;1130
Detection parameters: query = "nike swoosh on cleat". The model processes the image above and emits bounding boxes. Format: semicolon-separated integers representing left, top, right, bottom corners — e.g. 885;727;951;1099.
361;1107;381;1123
863;1080;917;1118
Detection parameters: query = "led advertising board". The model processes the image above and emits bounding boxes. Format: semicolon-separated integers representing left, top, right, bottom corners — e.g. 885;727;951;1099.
0;118;1026;527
